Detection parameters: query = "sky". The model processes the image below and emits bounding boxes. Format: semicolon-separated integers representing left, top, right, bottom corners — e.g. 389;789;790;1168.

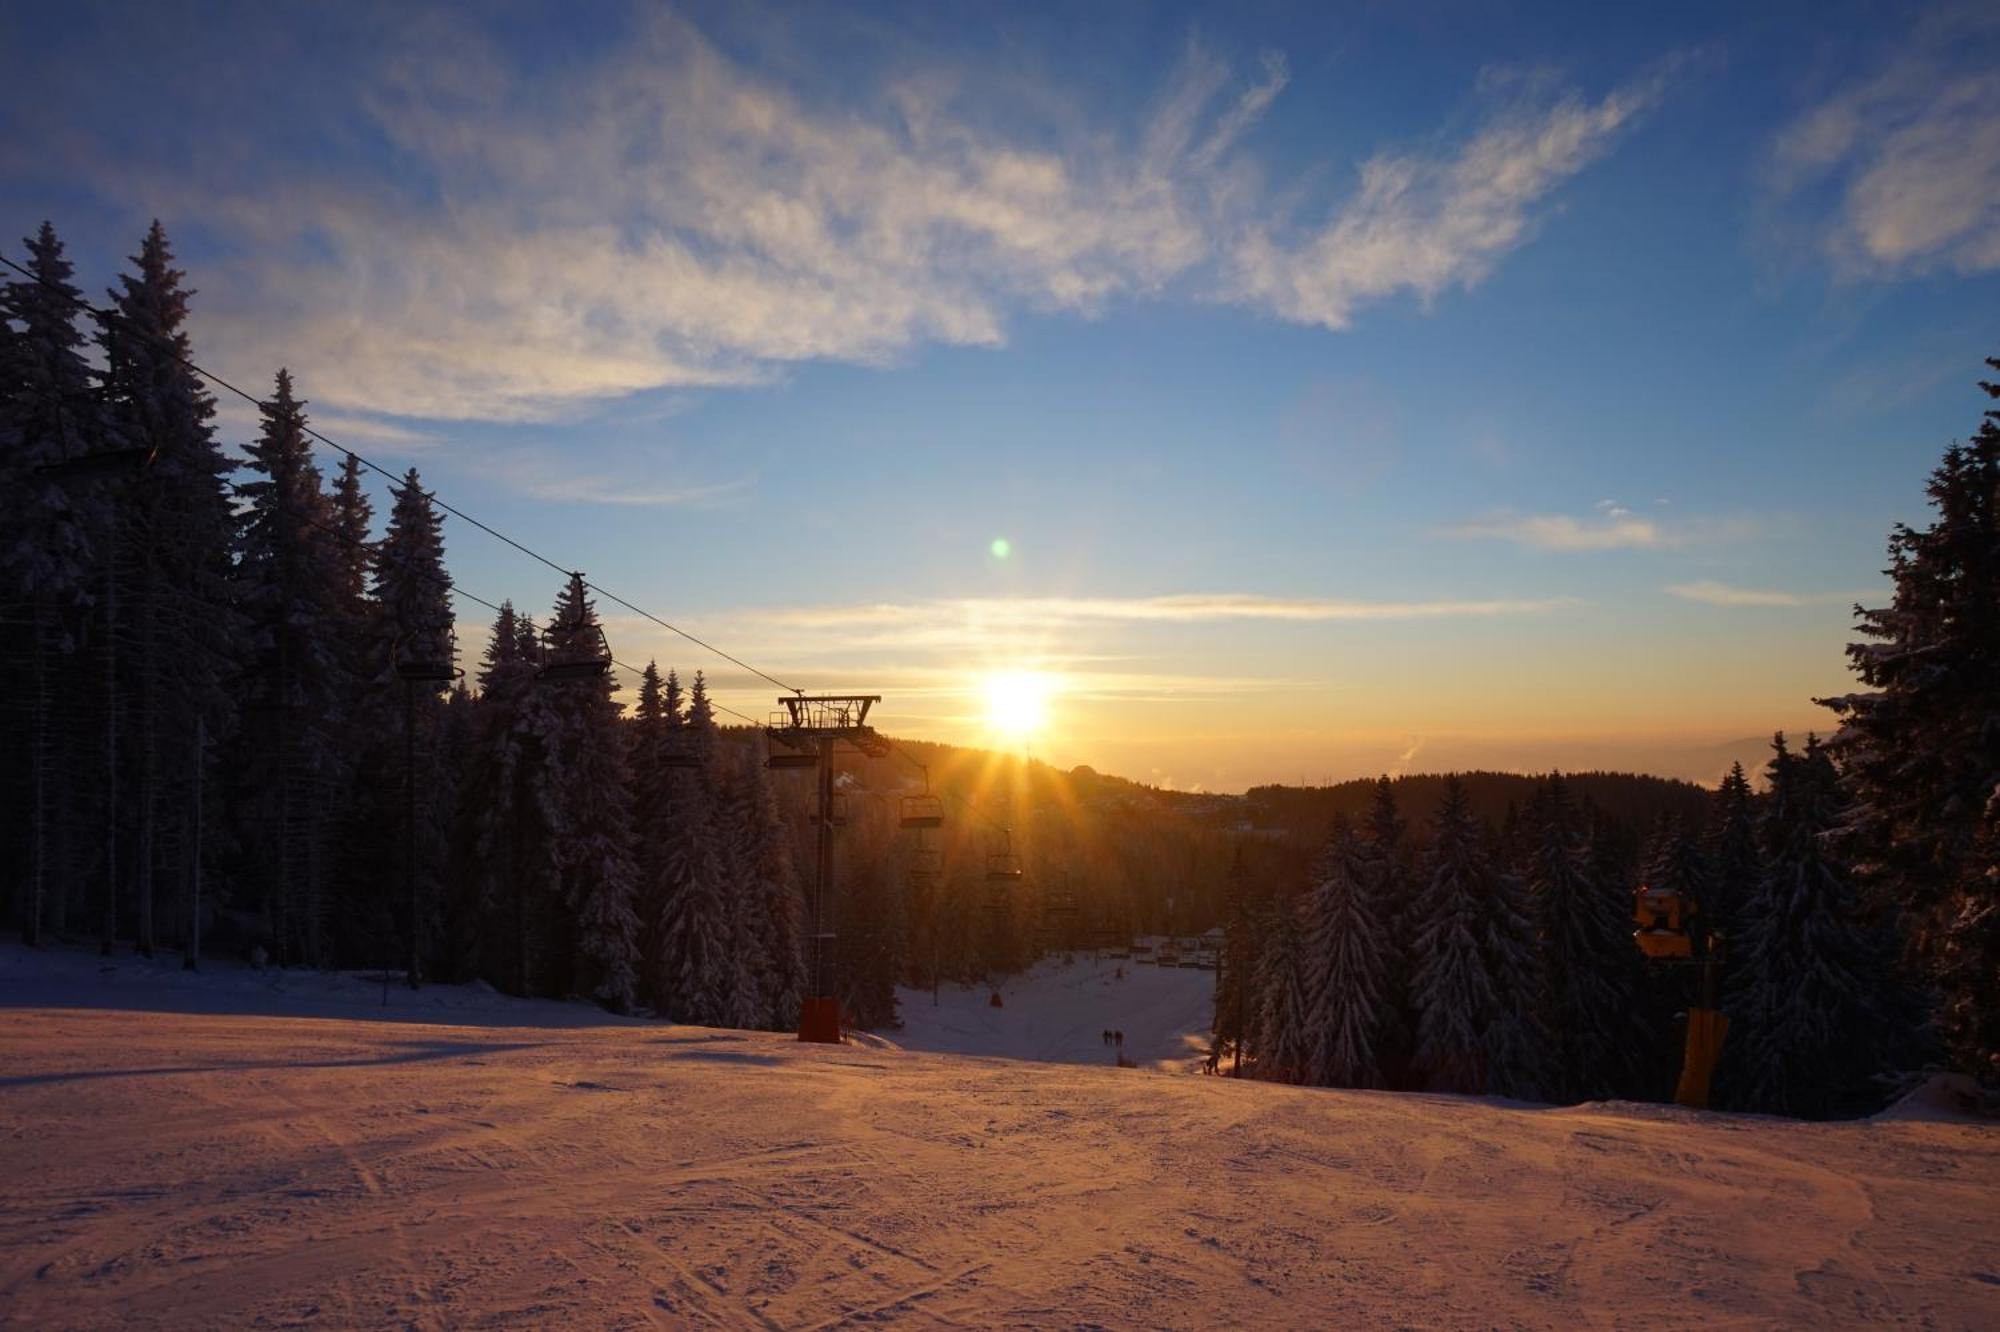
3;0;1997;791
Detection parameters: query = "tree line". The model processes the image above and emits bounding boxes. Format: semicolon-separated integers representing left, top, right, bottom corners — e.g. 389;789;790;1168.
0;220;812;1027
1221;359;2000;1114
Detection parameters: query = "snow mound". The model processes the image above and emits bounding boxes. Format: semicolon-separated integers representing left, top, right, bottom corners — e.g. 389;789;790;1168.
1873;1073;2000;1123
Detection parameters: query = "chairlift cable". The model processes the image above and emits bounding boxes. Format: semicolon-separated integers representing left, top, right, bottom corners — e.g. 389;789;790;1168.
0;247;805;699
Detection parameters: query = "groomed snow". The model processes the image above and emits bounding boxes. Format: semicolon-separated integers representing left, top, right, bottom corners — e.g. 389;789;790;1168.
3;944;1997;1329
892;953;1218;1072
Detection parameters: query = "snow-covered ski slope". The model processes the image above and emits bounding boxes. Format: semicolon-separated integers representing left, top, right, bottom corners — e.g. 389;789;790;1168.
2;947;1996;1329
892;953;1217;1071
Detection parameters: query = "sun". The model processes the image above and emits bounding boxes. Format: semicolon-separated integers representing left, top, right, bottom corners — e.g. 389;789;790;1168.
982;670;1053;739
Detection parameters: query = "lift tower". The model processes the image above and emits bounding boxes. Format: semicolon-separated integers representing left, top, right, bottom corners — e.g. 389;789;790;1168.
766;695;892;1042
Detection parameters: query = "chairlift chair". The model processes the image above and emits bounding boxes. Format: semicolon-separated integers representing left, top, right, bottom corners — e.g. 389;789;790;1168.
538;616;612;683
810;793;850;827
766;729;818;770
986;831;1023;883
900;793;944;829
900;771;945;829
907;846;942;878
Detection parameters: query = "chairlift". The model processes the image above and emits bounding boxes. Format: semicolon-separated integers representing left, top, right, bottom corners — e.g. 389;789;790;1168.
766;728;818;770
900;770;944;829
538;582;613;682
986;831;1023;883
907;846;942;878
810;793;850;827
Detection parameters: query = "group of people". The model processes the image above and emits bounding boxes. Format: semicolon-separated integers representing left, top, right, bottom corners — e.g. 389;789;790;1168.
1100;1029;1125;1048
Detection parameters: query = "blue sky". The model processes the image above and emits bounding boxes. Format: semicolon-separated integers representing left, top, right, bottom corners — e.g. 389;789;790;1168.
4;0;1996;788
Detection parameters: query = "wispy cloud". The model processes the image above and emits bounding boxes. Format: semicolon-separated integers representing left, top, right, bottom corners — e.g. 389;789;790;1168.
1665;580;1852;608
1768;5;2000;276
1448;500;1756;551
486;452;750;507
748;593;1579;630
50;9;1677;423
1449;506;1673;550
308;413;443;451
1229;60;1680;328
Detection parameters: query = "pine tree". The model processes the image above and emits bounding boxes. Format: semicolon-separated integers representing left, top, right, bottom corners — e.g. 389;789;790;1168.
1725;735;1899;1118
540;574;641;1010
231;368;350;965
1821;358;2000;1080
1529;773;1642;1102
98;221;239;960
367;471;455;981
1256;889;1313;1083
328;454;374;607
1303;817;1389;1088
1;223;109;947
454;603;562;994
1704;763;1760;942
1411;778;1503;1094
655;671;734;1024
1358;776;1416;1084
1212;844;1257;1073
724;741;805;1028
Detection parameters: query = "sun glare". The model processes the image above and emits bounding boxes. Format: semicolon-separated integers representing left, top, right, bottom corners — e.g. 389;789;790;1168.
982;670;1053;738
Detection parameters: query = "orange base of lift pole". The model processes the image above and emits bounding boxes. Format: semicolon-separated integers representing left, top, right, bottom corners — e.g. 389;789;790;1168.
798;997;842;1044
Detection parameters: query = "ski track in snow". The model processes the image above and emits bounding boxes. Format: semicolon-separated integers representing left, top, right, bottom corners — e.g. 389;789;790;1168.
2;945;1997;1329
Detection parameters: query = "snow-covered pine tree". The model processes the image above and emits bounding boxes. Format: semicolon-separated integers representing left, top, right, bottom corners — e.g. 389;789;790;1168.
1358;776;1417;1084
1255;888;1313;1083
0;223;110;947
1411;777;1503;1094
328;454;374;606
628;661;675;1005
654;670;734;1024
230;368;351;966
98;221;240;960
1482;844;1551;1102
539;574;641;1010
1642;816;1710;927
709;746;768;1029
1528;772;1641;1102
1212;844;1256;1073
367;471;455;980
1820;358;2000;1080
1704;763;1760;942
724;740;804;1029
1303;817;1388;1088
453;603;562;994
1724;734;1898;1118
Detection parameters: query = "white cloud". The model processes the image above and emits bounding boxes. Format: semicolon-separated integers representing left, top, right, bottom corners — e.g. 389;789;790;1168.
1449;509;1674;550
1665;580;1850;608
747;593;1578;630
67;10;1674;423
1448;501;1762;551
484;452;750;508
1770;7;2000;275
1228;64;1675;328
